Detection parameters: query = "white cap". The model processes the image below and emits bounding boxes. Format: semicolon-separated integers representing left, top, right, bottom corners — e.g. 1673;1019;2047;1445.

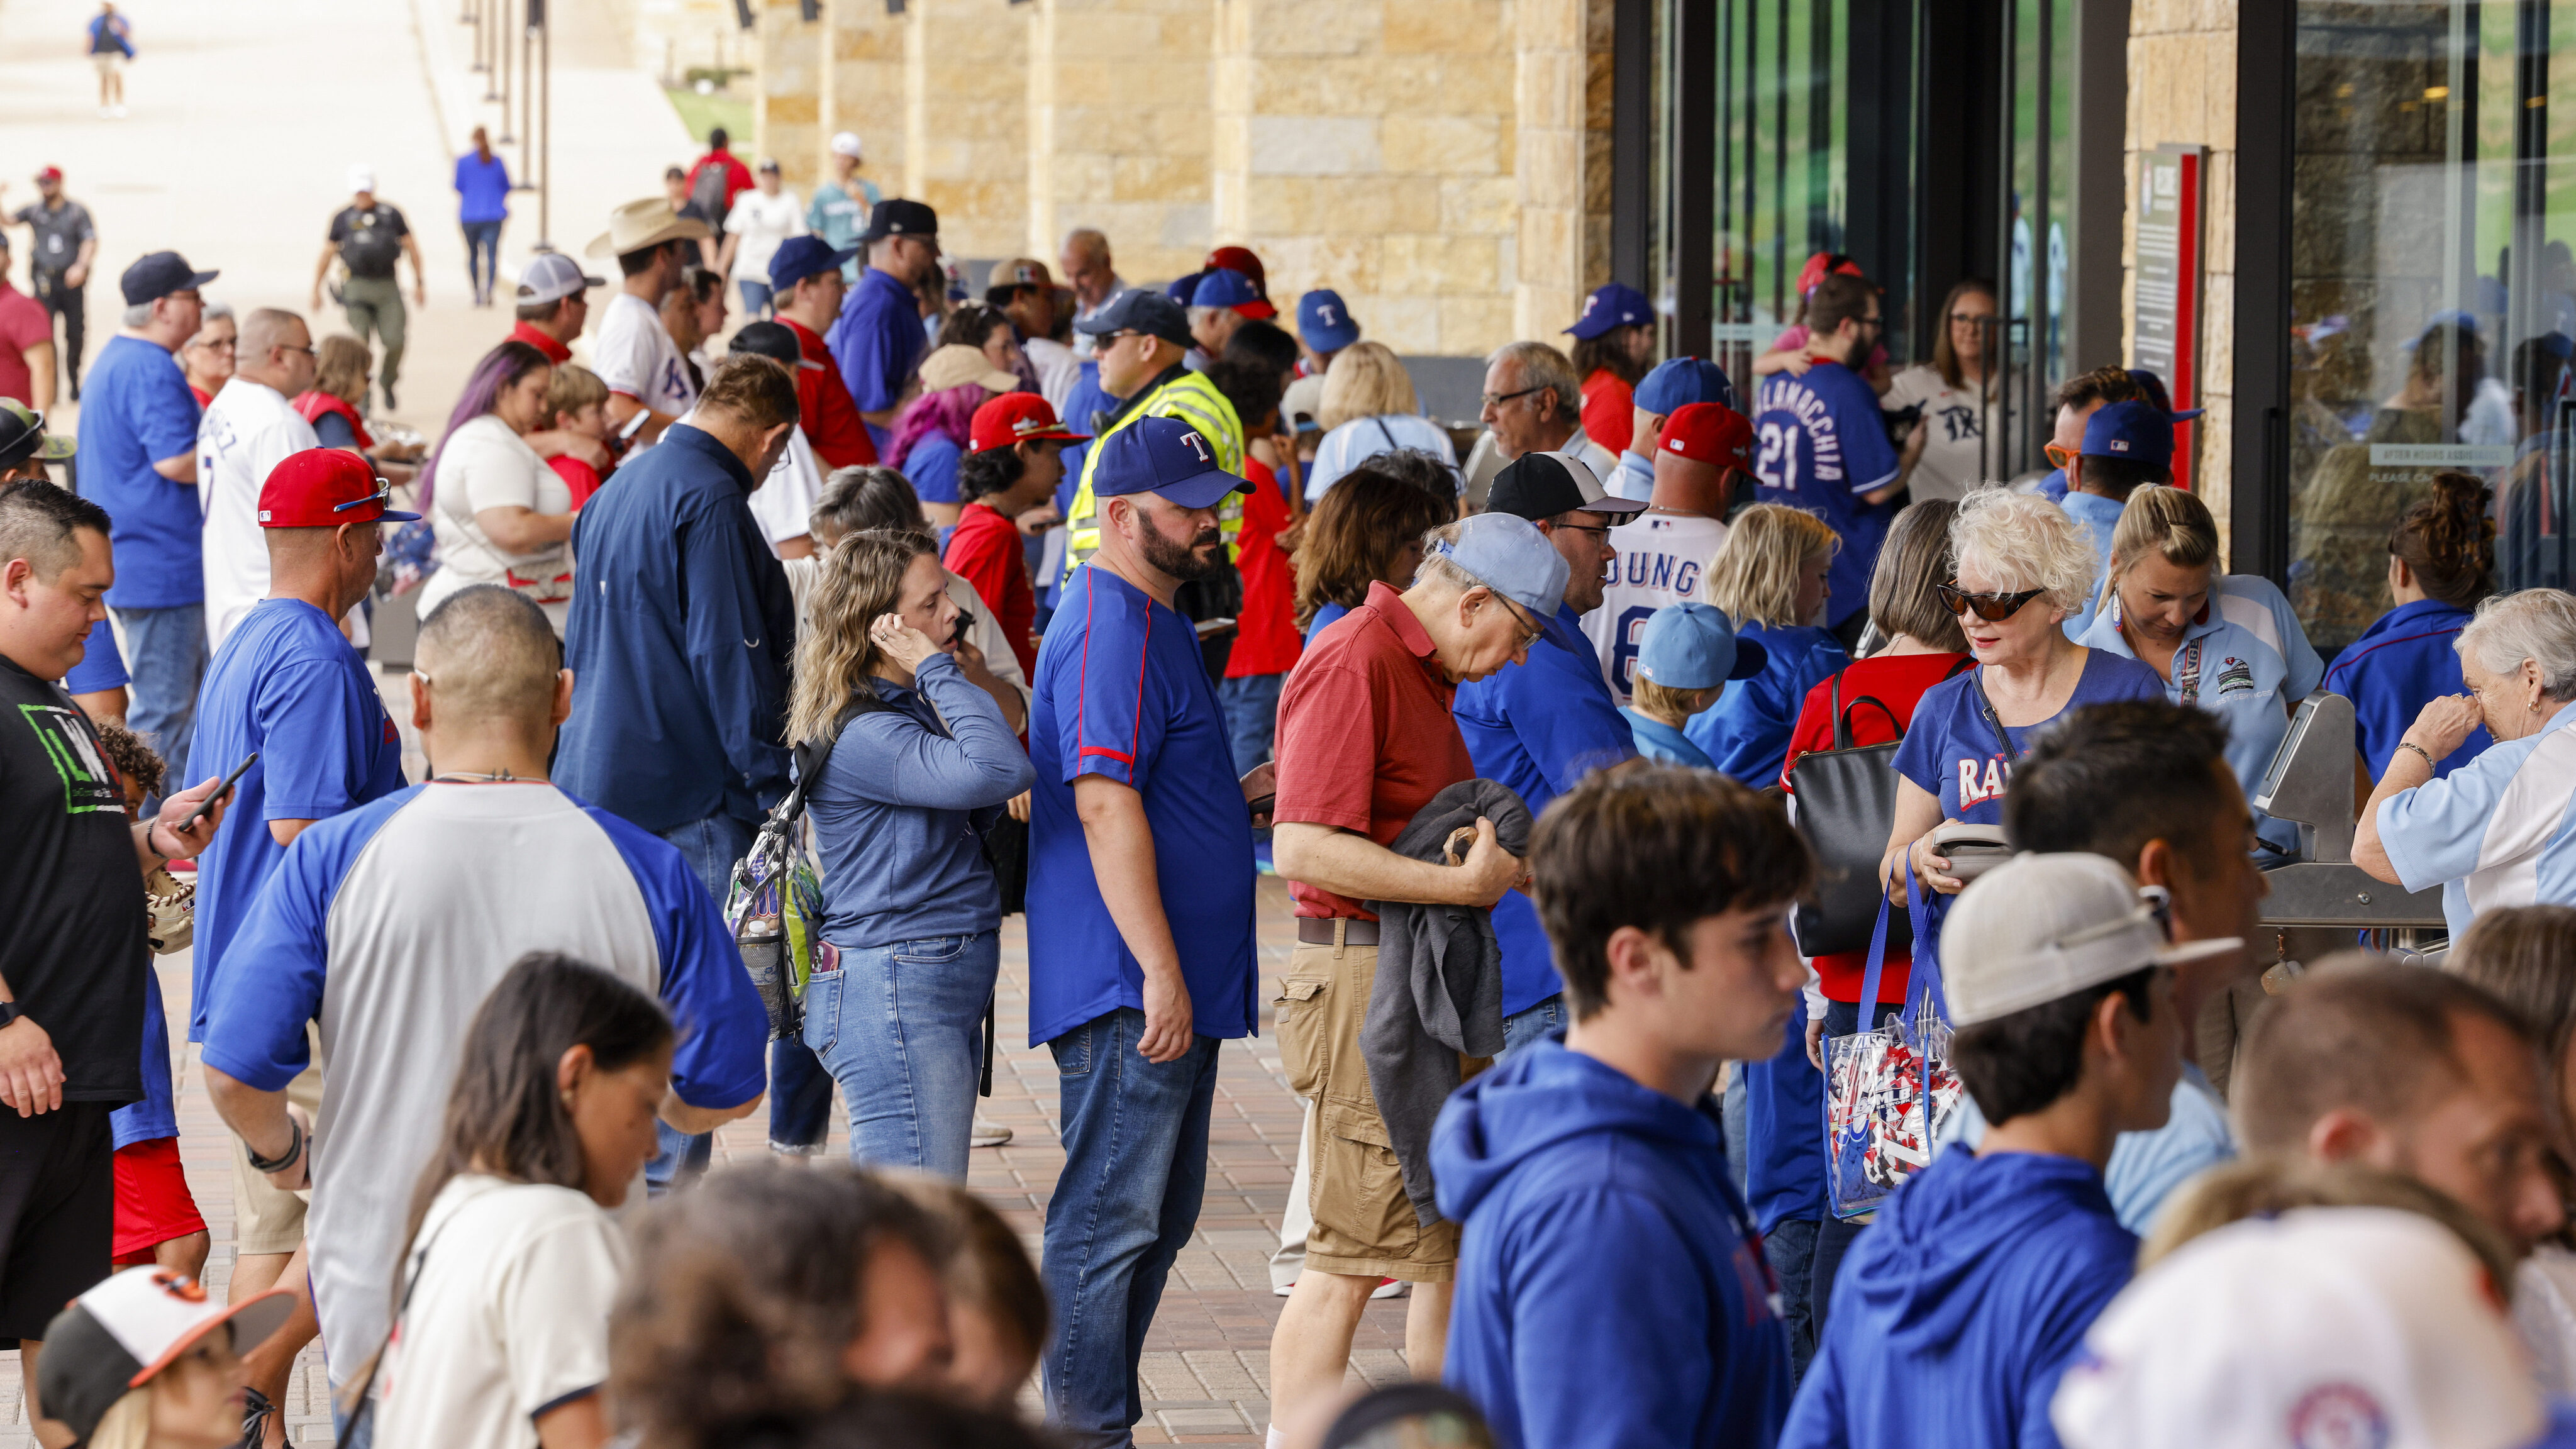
2053;1208;2545;1449
1939;852;2240;1026
348;164;375;194
829;131;864;160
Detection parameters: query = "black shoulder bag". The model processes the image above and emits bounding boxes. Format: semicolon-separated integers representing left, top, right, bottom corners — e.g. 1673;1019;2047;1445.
1786;658;1973;957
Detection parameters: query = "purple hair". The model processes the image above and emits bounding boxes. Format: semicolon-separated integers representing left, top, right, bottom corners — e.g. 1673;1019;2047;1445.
423;340;553;511
884;384;987;470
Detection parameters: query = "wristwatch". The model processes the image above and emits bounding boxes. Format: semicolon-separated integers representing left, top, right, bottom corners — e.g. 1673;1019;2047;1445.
0;1000;21;1031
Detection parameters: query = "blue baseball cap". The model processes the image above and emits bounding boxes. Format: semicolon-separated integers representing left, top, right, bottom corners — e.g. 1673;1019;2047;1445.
1634;355;1737;415
1190;268;1277;319
1565;282;1652;341
1297;289;1361;352
1090;416;1252;509
2080;400;2177;468
1164;270;1204;304
1427;512;1569;621
1635;601;1765;689
767;235;858;294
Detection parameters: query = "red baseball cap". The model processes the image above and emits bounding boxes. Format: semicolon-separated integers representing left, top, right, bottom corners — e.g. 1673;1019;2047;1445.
969;393;1089;454
1658;402;1755;470
1202;245;1267;296
258;448;419;528
35;167;62;183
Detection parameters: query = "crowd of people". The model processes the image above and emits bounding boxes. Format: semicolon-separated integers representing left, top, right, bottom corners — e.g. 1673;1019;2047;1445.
14;131;2576;1449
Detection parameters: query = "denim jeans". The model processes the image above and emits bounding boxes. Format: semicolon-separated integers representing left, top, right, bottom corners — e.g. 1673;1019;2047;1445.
1764;1215;1822;1382
114;604;204;795
460;220;503;301
331;1394;377;1449
768;1036;835;1152
647;812;753;1193
801;931;999;1178
738;278;775;319
1041;1008;1223;1449
1501;994;1565;1057
1214;671;1285;777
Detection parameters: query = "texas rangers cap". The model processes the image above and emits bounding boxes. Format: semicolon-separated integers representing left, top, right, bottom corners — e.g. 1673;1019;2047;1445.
1191;268;1276;320
970;392;1087;453
1089;415;1250;510
1297;289;1360;353
1635;356;1738;416
258;447;419;527
1565;282;1652;340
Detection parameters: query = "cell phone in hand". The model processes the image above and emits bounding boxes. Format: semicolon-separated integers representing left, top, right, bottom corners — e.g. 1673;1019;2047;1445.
1195;616;1237;640
1247;793;1276;819
180;753;258;833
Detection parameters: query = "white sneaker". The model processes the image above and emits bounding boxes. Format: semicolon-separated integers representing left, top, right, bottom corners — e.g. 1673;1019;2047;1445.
970;1118;1012;1148
110;104;126;118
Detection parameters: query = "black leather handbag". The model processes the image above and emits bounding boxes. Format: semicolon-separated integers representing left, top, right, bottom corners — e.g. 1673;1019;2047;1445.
1787;665;1959;957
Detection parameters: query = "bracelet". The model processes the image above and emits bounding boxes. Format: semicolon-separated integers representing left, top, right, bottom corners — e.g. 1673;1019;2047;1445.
245;1119;303;1175
2397;741;2438;770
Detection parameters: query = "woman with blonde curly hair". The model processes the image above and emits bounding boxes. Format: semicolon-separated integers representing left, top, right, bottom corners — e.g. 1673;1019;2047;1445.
1885;488;2164;901
788;530;1035;1175
1685;502;1850;784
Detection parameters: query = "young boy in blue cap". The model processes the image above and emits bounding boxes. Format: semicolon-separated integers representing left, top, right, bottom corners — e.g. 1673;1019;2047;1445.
1622;601;1765;769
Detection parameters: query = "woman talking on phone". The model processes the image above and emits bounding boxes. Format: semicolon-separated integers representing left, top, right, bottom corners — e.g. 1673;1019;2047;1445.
790;529;1036;1177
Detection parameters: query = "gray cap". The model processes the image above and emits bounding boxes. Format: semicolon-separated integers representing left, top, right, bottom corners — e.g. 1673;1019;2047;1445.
1940;853;2240;1026
515;251;605;307
1427;512;1568;621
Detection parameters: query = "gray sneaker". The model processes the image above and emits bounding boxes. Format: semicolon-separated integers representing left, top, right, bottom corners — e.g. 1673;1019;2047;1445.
971;1118;1012;1148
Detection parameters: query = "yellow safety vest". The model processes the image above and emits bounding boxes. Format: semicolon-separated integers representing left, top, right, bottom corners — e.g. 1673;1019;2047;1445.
1062;369;1246;582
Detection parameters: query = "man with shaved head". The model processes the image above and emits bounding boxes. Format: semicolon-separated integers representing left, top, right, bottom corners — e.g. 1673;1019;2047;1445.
198;306;319;648
201;580;768;1433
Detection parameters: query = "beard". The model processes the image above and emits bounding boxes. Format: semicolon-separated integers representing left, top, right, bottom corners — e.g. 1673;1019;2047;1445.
1138;513;1225;581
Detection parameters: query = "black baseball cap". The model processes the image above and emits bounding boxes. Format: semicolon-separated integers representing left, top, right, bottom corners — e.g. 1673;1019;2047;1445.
862;197;938;243
1074;291;1192;350
121;250;218;307
1487;450;1648;522
728;320;805;367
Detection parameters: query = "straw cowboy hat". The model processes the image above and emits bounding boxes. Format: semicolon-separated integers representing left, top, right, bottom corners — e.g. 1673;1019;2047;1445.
586;198;713;260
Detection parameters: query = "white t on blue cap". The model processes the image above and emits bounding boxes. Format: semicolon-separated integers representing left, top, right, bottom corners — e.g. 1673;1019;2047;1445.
1090;415;1252;510
1427;512;1568;621
1635;601;1767;689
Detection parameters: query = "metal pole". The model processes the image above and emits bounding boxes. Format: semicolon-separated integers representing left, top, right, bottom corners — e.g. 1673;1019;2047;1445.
535;3;553;252
482;0;500;97
496;0;514;130
521;21;536;192
472;0;487;74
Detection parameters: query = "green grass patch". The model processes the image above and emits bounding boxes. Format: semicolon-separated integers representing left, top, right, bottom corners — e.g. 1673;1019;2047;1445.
664;87;755;148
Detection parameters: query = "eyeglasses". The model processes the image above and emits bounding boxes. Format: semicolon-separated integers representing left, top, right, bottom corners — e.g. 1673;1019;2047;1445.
1936;582;2047;622
1497;597;1546;649
1481;384;1544;410
1553;522;1613;543
197;338;238;353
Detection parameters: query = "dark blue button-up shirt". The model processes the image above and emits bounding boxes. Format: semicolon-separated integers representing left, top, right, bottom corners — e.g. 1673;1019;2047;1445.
556;424;796;835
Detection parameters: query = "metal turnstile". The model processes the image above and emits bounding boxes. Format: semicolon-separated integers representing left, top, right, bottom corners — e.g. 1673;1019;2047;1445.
2253;694;2446;931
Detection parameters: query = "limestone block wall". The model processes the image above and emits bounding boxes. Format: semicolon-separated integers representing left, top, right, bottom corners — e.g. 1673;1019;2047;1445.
1026;0;1217;284
631;0;745;87
818;0;906;195
1512;0;1614;343
754;0;822;189
2126;0;2238;540
1209;0;1519;357
907;0;1032;260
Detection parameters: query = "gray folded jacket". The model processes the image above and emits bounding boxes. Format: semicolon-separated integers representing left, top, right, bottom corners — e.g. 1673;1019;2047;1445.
1362;777;1533;1227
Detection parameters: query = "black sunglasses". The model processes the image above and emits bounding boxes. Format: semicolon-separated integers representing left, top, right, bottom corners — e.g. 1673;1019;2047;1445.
1936;582;2046;622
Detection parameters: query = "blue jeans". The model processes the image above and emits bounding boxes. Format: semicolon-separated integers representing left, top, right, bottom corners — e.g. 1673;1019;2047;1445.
1214;672;1285;777
460;219;502;301
801;931;999;1178
1501;994;1565;1057
331;1394;377;1449
738;278;775;318
1041;1009;1223;1449
1764;1214;1822;1382
114;604;204;796
647;812;754;1193
768;1036;834;1152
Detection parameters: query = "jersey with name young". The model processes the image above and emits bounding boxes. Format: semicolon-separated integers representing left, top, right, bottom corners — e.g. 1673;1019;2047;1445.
1891;650;2167;823
1752;361;1899;628
185;598;406;1041
1584;511;1730;705
197;780;768;1380
594;292;697;419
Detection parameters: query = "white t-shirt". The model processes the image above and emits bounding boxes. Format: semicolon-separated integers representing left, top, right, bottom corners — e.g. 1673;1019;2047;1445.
375;1175;625;1449
745;424;825;547
198;379;321;647
1881;364;1999;502
1304;413;1460;502
723;187;805;284
1025;336;1082;417
1582;510;1731;704
418;413;574;631
594;292;697;418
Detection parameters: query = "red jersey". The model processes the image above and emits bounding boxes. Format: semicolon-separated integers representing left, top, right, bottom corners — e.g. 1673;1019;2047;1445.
943;501;1036;679
509;319;573;365
1779;650;1972;1004
1226;458;1302;679
550;453;606;509
783;317;878;469
1580;368;1635;455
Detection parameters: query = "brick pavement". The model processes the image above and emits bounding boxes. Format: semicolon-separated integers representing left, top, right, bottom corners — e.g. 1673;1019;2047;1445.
1;876;1411;1448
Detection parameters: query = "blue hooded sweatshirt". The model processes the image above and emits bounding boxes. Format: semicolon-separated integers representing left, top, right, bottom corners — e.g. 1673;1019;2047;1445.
1782;1150;2134;1449
1433;1037;1790;1449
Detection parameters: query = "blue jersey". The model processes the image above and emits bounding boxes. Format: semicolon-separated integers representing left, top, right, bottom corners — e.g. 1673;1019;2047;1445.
1025;564;1258;1046
828;266;929;452
186;597;406;1041
1753;362;1899;628
1892;651;2169;823
2324;598;2493;779
904;432;964;505
64;618;127;694
79;336;203;609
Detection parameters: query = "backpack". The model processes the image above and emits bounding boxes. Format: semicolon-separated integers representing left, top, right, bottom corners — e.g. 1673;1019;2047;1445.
336;209;402;277
689;160;731;226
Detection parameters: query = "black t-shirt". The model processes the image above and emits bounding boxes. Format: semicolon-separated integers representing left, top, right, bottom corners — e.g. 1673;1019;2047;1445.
0;653;145;1104
328;204;410;280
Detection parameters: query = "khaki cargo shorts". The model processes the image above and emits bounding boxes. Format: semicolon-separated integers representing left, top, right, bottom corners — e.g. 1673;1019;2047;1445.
194;1034;323;1256
1274;930;1482;1282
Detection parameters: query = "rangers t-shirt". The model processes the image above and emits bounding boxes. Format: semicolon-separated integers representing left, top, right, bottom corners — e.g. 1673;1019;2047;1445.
1583;510;1729;704
1891;650;2168;824
594;292;698;420
1752;360;1900;629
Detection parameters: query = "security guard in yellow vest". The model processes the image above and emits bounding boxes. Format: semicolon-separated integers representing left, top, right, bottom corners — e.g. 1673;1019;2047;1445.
1062;291;1244;582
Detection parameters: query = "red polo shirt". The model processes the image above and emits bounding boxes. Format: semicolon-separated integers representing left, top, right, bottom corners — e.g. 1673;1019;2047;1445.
509;320;572;365
1272;580;1475;920
784;317;878;469
943;501;1035;679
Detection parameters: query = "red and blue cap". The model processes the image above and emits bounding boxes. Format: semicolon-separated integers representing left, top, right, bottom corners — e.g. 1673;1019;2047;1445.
258;448;419;528
1091;416;1250;509
1191;267;1276;319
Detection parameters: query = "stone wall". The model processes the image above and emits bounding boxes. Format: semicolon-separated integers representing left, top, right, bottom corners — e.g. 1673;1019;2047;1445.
753;0;821;189
1512;0;1615;343
630;0;745;87
818;0;906;197
1026;0;1217;284
906;0;1031;260
2126;0;2238;541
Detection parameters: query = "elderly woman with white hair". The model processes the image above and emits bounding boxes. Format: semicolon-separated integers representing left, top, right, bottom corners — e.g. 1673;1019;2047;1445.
2357;588;2576;938
1885;489;2167;901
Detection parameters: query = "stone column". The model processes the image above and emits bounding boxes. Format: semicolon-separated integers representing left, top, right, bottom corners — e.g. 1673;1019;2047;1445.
819;0;906;201
1512;0;1614;342
905;0;1031;260
753;0;823;190
1210;0;1516;357
1026;0;1214;284
2127;0;2238;531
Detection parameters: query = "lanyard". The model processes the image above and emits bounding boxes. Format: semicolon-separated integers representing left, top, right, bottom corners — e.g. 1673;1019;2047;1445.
2174;636;2205;706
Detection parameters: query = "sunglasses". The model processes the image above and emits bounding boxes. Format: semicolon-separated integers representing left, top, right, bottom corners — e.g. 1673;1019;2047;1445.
2044;442;2075;470
332;476;399;514
1936;582;2046;622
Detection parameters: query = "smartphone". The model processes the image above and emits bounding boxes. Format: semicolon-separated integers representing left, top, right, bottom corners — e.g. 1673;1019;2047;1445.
616;408;652;441
1246;792;1276;819
180;753;258;833
953;608;976;646
1195;616;1237;640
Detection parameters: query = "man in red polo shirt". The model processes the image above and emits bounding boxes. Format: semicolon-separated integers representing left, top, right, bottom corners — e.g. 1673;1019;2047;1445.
946;393;1083;679
768;235;876;469
1265;511;1565;1441
506;252;599;365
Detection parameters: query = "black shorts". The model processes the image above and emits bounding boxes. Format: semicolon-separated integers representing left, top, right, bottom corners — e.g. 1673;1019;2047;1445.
0;1101;113;1345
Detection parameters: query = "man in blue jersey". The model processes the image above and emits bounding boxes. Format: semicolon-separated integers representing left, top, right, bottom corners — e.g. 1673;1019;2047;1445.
828;197;939;450
201;585;767;1423
1752;272;1918;650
